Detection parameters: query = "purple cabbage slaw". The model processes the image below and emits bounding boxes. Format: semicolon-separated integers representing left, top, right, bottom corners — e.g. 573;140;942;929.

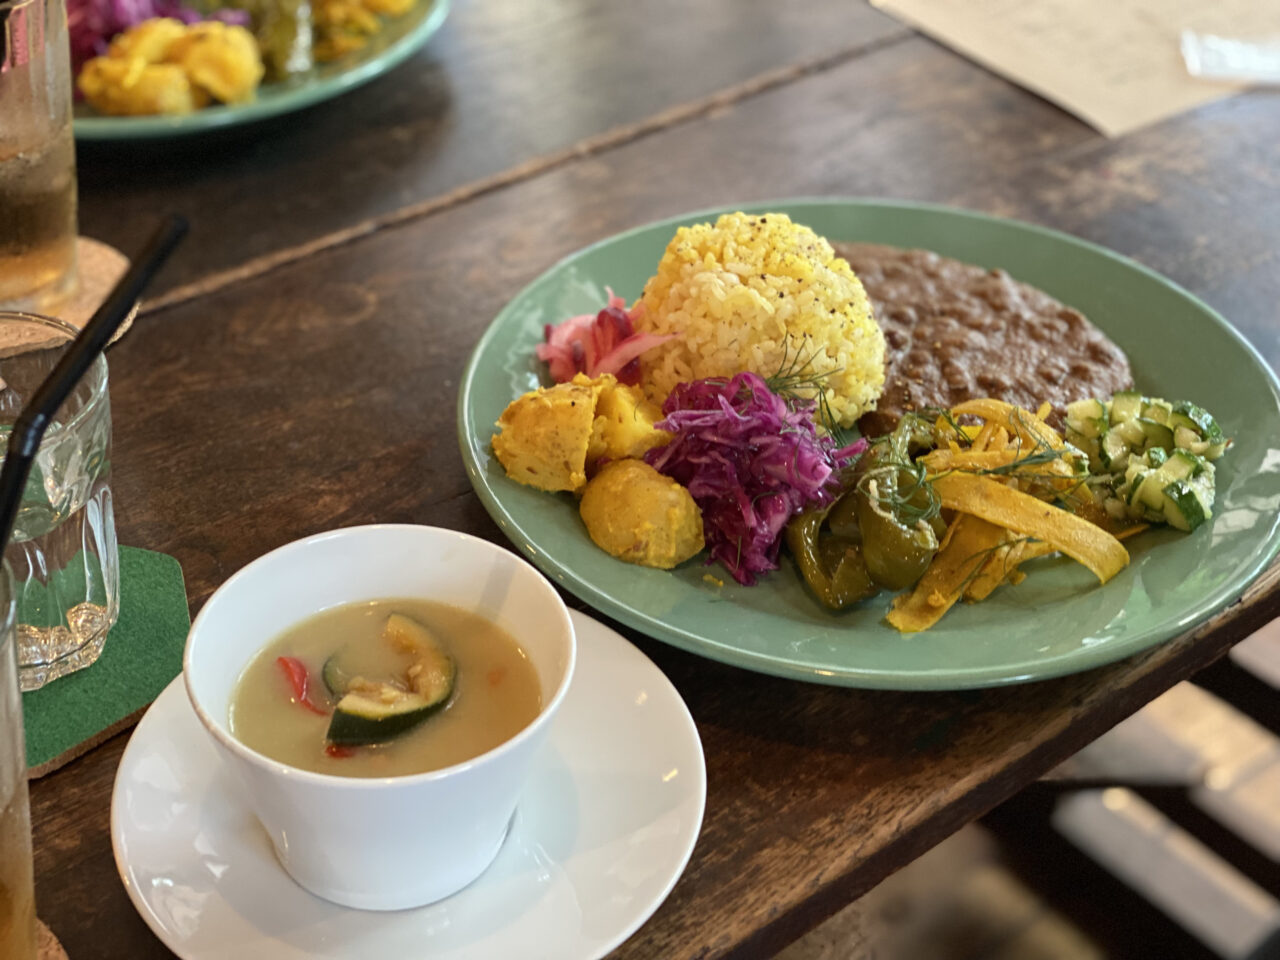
645;372;867;585
68;0;249;72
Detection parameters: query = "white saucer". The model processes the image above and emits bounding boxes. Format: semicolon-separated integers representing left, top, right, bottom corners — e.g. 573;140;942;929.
111;610;706;960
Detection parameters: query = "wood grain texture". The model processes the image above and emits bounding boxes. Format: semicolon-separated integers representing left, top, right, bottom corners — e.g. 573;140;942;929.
75;0;906;296
31;20;1280;960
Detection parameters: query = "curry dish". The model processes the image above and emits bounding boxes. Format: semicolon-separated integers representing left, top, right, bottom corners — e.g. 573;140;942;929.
487;213;1231;633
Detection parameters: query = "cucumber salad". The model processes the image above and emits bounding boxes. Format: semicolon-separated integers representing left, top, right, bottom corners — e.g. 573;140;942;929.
1065;392;1231;532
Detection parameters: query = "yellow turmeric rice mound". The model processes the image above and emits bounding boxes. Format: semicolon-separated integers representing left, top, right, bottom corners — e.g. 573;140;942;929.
635;212;885;428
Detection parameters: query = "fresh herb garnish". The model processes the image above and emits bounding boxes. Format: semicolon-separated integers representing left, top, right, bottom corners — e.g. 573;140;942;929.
955;536;1040;596
765;336;850;445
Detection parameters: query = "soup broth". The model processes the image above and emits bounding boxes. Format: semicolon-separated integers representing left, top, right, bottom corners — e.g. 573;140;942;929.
230;599;541;778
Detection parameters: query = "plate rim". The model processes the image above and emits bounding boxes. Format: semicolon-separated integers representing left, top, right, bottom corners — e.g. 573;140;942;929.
73;0;450;141
457;197;1280;690
110;609;707;960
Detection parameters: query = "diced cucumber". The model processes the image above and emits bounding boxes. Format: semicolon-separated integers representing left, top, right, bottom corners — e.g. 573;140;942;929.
1173;425;1200;450
1136;417;1174;451
1161;477;1213;532
1098;429;1131;472
1070;435;1101;465
1164;450;1201;480
1066;416;1107;441
1068;445;1092;477
1171;401;1225;443
1080;394;1227;536
1140;399;1172;425
1134;450;1198;510
1120;459;1146;504
1114;420;1146;447
1067;398;1107;423
1135;473;1166;510
1109;392;1143;424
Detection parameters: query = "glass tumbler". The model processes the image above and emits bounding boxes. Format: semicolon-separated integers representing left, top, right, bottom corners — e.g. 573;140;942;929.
0;312;117;691
0;0;79;311
0;569;36;959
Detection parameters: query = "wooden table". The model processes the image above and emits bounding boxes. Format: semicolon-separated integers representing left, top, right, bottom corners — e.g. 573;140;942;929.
35;2;1280;957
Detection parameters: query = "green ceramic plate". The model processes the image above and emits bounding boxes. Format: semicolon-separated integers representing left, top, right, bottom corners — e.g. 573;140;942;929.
73;0;448;140
458;200;1280;690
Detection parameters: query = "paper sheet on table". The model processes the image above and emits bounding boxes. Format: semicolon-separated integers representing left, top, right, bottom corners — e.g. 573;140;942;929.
870;0;1280;137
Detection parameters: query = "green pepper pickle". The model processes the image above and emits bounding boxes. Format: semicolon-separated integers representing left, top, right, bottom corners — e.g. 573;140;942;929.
786;417;943;609
854;478;938;590
785;509;876;610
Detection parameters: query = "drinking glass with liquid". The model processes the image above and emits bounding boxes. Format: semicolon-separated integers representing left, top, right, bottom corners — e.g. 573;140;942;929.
0;570;36;959
0;313;117;691
0;0;79;312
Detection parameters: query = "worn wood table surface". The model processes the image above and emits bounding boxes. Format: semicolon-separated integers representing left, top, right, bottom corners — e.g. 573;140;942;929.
32;1;1280;958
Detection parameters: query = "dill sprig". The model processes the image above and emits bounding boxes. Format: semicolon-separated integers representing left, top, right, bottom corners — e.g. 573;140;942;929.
920;406;974;448
927;411;1089;503
764;336;850;446
856;411;945;527
975;447;1074;477
954;536;1040;596
856;461;942;526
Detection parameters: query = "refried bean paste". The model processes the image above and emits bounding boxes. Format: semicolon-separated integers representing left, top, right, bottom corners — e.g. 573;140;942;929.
835;243;1134;438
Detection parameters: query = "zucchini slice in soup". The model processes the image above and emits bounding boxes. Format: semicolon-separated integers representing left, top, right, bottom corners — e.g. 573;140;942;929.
325;614;457;747
384;613;456;705
322;655;350;697
327;689;449;746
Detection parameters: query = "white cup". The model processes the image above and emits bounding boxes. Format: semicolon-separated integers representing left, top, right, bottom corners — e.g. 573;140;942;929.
183;524;576;911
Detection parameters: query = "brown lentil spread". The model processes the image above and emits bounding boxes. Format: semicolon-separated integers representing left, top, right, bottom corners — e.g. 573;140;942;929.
835;243;1133;438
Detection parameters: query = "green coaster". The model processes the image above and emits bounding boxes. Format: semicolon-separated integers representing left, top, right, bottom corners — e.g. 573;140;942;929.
22;546;190;777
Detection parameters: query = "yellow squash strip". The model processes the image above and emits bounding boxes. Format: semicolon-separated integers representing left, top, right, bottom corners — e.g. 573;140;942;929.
965;523;1146;603
951;398;1064;451
888;515;1007;632
964;533;1017;601
934;416;982;445
971;420;998;452
966;537;1057;601
921;449;1079;489
921;448;1020;473
931;472;1128;583
1009;539;1055;564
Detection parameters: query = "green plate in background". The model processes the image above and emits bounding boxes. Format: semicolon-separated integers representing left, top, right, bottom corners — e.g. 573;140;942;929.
458;200;1280;690
73;0;448;140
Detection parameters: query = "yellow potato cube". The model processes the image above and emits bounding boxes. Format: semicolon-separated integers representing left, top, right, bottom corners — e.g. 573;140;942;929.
106;18;187;63
77;57;205;116
492;377;608;493
165;22;264;104
592;382;669;461
579;460;704;569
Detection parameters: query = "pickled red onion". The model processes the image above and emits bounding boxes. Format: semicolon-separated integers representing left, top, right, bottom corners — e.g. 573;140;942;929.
535;289;673;385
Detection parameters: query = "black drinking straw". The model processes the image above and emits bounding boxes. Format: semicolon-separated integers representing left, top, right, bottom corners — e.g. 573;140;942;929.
0;215;188;554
